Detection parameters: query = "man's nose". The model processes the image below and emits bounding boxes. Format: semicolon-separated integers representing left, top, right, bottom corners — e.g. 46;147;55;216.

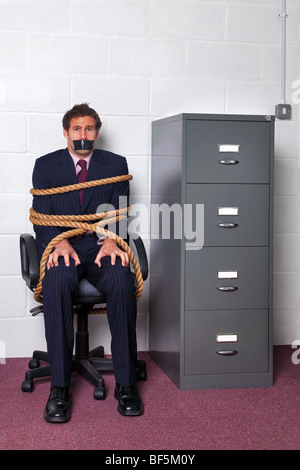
79;129;87;139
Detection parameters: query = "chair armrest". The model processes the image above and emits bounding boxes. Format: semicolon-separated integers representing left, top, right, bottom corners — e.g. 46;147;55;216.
128;232;148;281
20;233;39;290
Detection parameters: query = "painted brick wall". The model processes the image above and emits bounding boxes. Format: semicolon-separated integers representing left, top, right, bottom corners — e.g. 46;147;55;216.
0;0;299;357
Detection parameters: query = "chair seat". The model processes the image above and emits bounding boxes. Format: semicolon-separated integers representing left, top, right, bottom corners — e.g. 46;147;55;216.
75;278;107;305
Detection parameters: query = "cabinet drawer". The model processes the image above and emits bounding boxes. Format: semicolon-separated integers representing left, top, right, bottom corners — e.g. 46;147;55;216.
184;309;269;375
186;184;269;246
185;247;269;310
186;120;270;183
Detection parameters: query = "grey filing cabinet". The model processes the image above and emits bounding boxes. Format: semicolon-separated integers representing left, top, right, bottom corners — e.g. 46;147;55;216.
149;113;274;390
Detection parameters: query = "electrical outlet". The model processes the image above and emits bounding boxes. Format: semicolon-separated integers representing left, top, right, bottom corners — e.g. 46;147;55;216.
275;103;292;119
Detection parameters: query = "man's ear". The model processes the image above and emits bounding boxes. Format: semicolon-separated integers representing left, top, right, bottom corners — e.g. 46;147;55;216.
63;128;69;139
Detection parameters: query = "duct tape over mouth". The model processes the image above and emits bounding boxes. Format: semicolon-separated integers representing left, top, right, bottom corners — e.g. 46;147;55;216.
73;140;94;151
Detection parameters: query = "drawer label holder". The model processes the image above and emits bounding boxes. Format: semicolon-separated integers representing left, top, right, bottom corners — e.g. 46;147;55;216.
217;271;238;279
217;207;239;216
218;144;240;153
216;334;238;343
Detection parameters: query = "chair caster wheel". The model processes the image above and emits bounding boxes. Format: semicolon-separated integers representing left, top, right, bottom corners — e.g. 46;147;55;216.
22;379;34;393
89;346;104;358
136;368;147;381
136;360;147;381
94;387;106;400
29;359;40;369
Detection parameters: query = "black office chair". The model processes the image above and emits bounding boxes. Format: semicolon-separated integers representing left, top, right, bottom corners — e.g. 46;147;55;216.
20;232;148;400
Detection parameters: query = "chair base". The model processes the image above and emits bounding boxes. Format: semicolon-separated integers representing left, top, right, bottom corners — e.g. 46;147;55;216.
21;305;147;399
21;348;147;400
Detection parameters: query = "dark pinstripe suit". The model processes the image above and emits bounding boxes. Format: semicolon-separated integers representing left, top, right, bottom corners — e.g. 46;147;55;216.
32;148;137;388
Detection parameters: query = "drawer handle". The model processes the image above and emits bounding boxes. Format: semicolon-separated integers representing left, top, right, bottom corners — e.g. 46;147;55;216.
218;159;239;165
217;286;238;292
217;223;238;228
216;350;238;356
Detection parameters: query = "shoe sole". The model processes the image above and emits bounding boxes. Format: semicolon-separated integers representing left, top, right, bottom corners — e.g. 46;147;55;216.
117;405;144;417
43;411;71;423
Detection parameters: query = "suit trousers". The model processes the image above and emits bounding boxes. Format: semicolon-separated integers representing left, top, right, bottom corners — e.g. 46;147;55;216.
41;244;138;388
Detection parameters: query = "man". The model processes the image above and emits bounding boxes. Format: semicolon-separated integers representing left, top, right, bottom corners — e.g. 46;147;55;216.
32;103;143;422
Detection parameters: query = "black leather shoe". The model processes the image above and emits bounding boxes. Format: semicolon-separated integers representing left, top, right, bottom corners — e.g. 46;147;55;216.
44;386;72;423
114;383;144;416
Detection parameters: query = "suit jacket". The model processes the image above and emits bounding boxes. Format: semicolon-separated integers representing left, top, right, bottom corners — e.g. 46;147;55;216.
32;148;130;258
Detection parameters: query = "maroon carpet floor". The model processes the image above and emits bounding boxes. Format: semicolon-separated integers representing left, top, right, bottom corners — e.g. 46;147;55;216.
0;346;300;450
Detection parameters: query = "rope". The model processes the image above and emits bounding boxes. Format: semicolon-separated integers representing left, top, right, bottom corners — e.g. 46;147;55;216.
30;174;143;311
30;174;133;196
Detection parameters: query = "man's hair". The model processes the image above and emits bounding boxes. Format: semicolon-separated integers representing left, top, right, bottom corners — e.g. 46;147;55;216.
62;103;102;131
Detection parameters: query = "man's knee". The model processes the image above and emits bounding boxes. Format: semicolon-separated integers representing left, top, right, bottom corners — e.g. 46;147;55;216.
99;256;135;293
42;258;79;291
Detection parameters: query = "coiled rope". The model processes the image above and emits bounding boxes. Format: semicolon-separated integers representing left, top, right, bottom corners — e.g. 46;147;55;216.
30;174;144;310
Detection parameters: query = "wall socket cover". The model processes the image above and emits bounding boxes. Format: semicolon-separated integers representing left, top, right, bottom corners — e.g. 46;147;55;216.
275;103;291;119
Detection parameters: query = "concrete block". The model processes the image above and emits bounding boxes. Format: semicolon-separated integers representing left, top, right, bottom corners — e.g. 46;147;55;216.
0;32;27;71
150;78;225;116
0;236;20;276
71;0;149;37
109;38;184;77
0;114;26;152
0;154;36;194
274;159;300;196
273;309;298;345
0;317;46;357
126;156;150;196
226;4;299;46
273;272;300;310
0;0;70;33
28;114;67;155
72;77;149;116
28;33;107;75
0;73;69;113
0;194;28;234
259;45;299;86
187;43;260;81
150;1;225;40
274;195;300;234
0;277;26;318
226;5;279;44
274;234;300;273
104;117;151;156
226;82;278;116
275;121;299;160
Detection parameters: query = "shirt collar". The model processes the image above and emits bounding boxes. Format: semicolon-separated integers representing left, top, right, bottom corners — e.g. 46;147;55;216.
68;150;93;171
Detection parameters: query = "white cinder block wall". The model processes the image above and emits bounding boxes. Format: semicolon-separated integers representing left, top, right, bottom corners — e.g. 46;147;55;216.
1;0;300;357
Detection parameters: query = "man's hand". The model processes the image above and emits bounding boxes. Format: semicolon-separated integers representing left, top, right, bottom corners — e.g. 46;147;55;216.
94;238;129;267
47;239;81;270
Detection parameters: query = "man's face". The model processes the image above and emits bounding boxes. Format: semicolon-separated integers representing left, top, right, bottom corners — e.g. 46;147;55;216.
63;116;100;158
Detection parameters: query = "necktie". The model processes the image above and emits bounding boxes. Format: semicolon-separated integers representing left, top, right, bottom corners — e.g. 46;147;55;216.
77;159;88;205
